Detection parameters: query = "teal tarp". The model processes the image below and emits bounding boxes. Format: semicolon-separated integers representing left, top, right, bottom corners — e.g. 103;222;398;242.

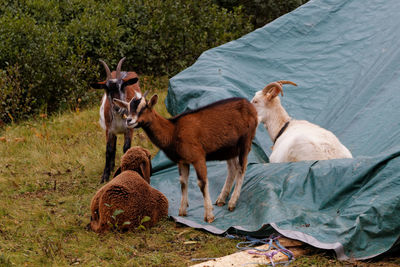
150;0;400;260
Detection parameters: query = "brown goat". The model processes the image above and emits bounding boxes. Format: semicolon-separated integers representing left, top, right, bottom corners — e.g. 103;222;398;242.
90;57;141;183
90;147;168;233
113;94;258;223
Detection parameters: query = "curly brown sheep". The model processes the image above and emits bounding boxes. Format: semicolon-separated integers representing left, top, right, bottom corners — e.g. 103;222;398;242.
90;147;168;233
113;146;152;183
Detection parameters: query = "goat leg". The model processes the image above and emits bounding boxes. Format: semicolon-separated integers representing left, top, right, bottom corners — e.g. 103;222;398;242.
101;133;117;183
193;160;214;223
227;152;249;211
216;158;238;206
178;163;190;216
123;129;133;153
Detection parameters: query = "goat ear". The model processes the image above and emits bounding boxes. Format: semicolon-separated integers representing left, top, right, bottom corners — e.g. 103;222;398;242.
266;86;282;101
123;77;139;86
263;82;284;101
90;82;107;90
148;94;158;109
139;161;151;184
113;98;129;109
113;167;122;178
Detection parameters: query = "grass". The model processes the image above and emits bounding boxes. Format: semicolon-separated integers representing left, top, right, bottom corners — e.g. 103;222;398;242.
0;76;237;266
0;76;399;266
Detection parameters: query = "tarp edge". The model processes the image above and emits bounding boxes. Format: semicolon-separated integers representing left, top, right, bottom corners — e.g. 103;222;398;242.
270;223;349;260
171;216;226;235
171;217;395;261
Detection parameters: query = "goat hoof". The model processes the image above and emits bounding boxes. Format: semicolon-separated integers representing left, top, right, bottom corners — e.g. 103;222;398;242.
215;200;225;207
100;175;109;184
85;223;92;231
179;211;187;217
204;215;215;223
228;205;236;212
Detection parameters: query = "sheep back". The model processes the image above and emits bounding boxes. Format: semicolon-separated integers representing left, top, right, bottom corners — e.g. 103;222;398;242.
90;170;168;233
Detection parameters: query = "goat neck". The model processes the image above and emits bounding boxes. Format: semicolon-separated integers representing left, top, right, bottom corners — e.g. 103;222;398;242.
141;110;175;149
262;98;291;143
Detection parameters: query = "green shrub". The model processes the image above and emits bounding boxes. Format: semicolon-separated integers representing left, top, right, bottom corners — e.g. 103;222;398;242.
215;0;309;27
119;1;253;74
0;64;35;124
0;13;99;121
0;0;254;123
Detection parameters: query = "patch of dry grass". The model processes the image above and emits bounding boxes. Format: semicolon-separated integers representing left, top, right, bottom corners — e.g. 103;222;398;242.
0;76;239;266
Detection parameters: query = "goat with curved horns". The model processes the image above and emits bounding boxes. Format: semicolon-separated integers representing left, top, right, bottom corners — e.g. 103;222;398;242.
251;80;352;162
90;57;141;183
113;93;258;223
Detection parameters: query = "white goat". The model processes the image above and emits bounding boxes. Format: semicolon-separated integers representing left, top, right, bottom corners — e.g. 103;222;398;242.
251;81;352;162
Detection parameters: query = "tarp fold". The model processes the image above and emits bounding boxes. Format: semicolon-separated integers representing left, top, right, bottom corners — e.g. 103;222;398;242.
151;0;400;259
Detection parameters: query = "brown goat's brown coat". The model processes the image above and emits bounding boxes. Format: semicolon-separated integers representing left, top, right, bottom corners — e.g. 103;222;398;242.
114;96;258;223
90;147;168;233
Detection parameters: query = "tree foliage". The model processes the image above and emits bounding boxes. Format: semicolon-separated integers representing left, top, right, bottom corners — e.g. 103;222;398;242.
0;0;253;123
215;0;309;28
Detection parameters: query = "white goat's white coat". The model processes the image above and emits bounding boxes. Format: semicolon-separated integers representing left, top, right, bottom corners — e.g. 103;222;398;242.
270;120;352;162
252;81;352;163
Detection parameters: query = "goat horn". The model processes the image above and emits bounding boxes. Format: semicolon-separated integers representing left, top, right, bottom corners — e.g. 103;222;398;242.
262;82;283;96
116;57;126;80
99;59;112;81
143;91;149;99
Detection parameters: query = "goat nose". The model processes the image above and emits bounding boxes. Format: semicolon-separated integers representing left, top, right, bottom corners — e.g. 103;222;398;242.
126;118;132;123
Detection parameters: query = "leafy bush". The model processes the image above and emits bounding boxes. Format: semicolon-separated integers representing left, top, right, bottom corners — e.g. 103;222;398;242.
0;64;35;124
0;8;99;123
0;0;253;123
119;1;253;74
215;0;309;28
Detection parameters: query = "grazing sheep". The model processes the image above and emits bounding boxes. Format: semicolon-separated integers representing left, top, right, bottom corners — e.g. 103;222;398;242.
90;147;168;233
113;94;258;223
251;81;352;162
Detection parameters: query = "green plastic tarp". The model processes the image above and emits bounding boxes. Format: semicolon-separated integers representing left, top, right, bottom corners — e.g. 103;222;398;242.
150;0;400;260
